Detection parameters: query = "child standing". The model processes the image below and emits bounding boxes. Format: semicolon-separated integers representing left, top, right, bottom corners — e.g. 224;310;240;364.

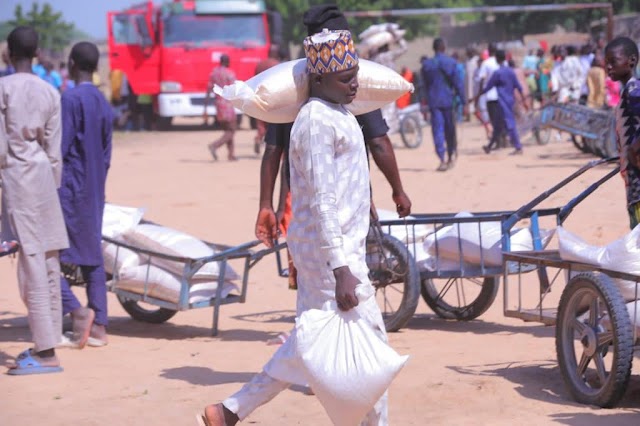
199;30;390;425
604;37;640;229
474;49;529;155
1;26;69;375
58;42;113;348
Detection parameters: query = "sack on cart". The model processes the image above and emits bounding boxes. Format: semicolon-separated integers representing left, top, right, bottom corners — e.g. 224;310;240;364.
102;204;240;305
416;212;554;271
558;225;640;302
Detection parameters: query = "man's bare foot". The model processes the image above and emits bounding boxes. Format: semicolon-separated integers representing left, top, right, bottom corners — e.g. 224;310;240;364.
89;323;108;347
70;307;95;349
199;403;239;426
228;155;238;162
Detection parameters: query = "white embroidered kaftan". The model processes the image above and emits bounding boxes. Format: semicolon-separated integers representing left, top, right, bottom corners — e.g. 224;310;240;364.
264;97;386;386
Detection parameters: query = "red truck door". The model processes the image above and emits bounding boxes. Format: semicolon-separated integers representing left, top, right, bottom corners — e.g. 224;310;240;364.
107;2;159;95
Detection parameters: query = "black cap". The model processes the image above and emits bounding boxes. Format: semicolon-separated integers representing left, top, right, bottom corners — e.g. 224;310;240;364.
303;4;350;36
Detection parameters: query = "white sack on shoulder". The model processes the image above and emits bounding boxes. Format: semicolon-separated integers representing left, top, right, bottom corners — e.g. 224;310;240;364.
359;23;400;40
558;226;640;301
217;58;413;123
296;290;408;426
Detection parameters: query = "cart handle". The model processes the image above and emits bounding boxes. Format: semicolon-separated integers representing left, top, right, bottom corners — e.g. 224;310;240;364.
557;166;620;225
501;157;618;234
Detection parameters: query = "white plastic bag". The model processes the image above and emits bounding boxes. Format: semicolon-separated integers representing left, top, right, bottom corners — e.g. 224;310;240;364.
123;223;240;281
115;264;239;304
423;212;555;267
558;226;640;301
102;241;142;275
358;23;400;40
295;287;408;426
216;58;413;123
376;208;429;243
102;203;145;238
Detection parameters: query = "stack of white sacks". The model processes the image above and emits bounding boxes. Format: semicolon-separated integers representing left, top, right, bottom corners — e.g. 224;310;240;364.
358;23;407;58
102;204;239;305
377;209;555;271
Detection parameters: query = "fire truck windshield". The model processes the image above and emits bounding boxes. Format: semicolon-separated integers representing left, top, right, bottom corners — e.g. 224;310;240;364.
162;12;266;47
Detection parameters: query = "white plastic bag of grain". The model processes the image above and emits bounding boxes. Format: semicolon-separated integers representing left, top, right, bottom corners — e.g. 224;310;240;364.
376;209;430;243
359;23;400;40
558;226;640;301
102;203;146;238
123;223;240;281
102;241;142;275
215;58;413;123
295;286;408;426
424;212;555;266
115;264;239;304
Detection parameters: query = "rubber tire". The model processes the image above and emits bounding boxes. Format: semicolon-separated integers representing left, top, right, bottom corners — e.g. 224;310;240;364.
533;126;551;145
117;294;178;324
556;272;633;408
421;276;500;321
400;114;423;149
571;135;593;155
366;233;420;332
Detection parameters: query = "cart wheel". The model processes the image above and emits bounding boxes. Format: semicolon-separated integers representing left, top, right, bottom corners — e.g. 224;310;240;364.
571;135;593;155
421;276;499;320
556;272;633;408
366;233;420;332
400;114;423;149
117;294;178;324
533;126;551;145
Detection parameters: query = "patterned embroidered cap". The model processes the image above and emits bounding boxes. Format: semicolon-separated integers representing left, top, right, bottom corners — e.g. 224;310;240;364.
303;29;358;74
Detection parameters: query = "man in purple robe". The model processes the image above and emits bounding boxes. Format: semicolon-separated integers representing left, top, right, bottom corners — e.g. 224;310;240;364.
58;42;112;348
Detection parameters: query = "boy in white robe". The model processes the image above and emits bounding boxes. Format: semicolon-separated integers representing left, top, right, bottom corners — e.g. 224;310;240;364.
1;26;70;375
199;30;389;426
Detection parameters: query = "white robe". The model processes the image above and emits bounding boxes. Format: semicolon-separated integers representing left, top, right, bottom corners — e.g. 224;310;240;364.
0;73;68;255
264;98;386;385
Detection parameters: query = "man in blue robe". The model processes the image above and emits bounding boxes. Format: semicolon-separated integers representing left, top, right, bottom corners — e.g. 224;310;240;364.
420;38;466;171
476;49;529;155
59;42;112;348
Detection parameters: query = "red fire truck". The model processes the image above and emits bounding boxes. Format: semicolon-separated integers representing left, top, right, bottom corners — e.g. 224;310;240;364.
107;0;282;128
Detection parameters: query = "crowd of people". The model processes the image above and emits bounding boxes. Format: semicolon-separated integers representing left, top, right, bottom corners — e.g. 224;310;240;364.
407;36;639;169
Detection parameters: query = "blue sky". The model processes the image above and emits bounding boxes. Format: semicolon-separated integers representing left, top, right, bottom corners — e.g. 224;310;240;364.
0;0;162;39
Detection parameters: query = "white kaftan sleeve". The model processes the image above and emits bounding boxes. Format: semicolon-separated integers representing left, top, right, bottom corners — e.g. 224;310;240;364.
298;113;347;270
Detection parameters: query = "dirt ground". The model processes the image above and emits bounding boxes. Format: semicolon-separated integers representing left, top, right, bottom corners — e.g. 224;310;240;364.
1;118;640;425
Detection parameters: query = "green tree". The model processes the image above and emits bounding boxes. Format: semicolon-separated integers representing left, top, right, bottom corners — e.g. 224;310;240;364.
8;2;75;55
